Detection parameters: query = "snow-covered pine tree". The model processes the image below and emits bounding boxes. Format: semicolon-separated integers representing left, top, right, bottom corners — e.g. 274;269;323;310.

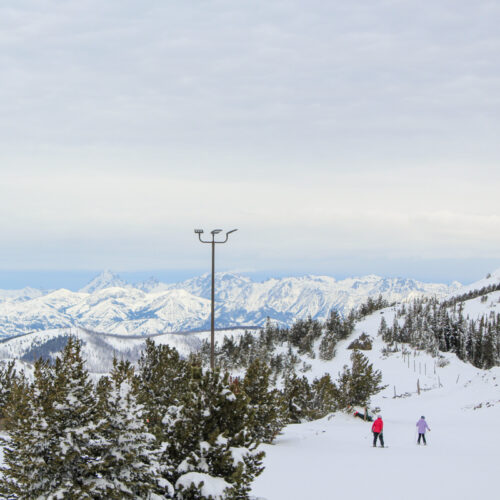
472;319;483;367
41;337;99;497
336;350;386;407
481;322;497;369
136;340;191;439
0;360;17;420
310;374;338;419
288;317;323;356
0;359;57;498
282;372;313;423
0;375;36;497
242;358;286;443
91;358;173;498
378;316;389;342
168;368;264;499
318;331;337;360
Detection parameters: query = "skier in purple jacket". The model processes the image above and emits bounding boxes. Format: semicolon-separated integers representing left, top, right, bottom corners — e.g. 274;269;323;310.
416;416;430;445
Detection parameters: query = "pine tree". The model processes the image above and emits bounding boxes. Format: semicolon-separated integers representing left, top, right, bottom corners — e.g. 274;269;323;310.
336;351;386;407
169;368;264;499
310;374;338;418
41;337;99;497
0;360;17;420
378;316;390;343
136;340;191;438
481;324;497;369
91;358;173;498
0;375;41;498
242;358;286;443
282;372;313;423
318;327;337;361
0;358;62;498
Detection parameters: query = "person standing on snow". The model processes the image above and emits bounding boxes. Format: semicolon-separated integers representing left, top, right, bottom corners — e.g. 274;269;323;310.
371;415;384;447
416;416;430;445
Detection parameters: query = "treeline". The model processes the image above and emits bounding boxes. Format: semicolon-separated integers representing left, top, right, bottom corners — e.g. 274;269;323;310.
203;297;390;378
280;350;386;423
354;295;392;320
379;297;500;369
441;282;500;308
201;311;353;378
0;335;386;499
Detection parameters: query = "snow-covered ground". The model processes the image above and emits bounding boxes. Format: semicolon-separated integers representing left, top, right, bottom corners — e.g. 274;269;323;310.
251;311;500;500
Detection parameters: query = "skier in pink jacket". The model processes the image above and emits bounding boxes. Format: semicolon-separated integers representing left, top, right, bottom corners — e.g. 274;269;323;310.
371;416;384;447
416;416;430;445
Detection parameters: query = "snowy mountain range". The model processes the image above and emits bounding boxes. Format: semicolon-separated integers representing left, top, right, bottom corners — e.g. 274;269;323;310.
0;270;465;339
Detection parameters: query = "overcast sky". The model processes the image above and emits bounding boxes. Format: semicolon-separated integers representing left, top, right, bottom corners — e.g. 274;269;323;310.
0;0;499;288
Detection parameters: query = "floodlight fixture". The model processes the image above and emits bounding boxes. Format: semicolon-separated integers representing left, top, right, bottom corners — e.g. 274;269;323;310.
194;229;204;234
211;229;222;235
226;229;238;236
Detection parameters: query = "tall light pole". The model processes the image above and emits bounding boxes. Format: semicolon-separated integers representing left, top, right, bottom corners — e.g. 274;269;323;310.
194;228;238;370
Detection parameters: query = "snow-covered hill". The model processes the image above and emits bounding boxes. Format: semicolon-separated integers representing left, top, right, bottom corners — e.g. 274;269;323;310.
249;294;500;500
251;325;500;499
0;270;462;338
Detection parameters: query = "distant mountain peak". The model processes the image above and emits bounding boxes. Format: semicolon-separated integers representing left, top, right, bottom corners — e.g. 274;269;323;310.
79;270;128;294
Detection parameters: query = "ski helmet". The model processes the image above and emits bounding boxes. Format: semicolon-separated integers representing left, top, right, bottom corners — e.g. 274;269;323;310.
421;416;425;419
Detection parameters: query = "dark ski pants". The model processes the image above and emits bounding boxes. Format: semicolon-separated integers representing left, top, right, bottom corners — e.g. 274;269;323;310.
373;432;384;447
417;433;427;445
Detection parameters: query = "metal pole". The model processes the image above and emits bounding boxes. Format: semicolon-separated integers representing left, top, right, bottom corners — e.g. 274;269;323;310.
194;228;238;371
210;237;215;371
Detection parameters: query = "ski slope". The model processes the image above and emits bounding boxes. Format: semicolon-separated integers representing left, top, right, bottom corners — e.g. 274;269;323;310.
251;310;500;500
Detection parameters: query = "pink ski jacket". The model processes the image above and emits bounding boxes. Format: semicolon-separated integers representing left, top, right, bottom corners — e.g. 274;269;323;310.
372;418;383;433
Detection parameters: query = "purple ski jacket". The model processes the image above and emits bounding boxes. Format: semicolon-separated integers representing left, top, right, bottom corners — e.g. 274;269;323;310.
416;418;430;433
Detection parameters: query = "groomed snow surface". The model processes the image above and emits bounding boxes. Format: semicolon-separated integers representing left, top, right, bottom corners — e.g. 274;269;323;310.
251;311;500;500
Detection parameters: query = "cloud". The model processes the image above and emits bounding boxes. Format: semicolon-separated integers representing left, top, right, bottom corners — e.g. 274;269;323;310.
0;1;498;274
